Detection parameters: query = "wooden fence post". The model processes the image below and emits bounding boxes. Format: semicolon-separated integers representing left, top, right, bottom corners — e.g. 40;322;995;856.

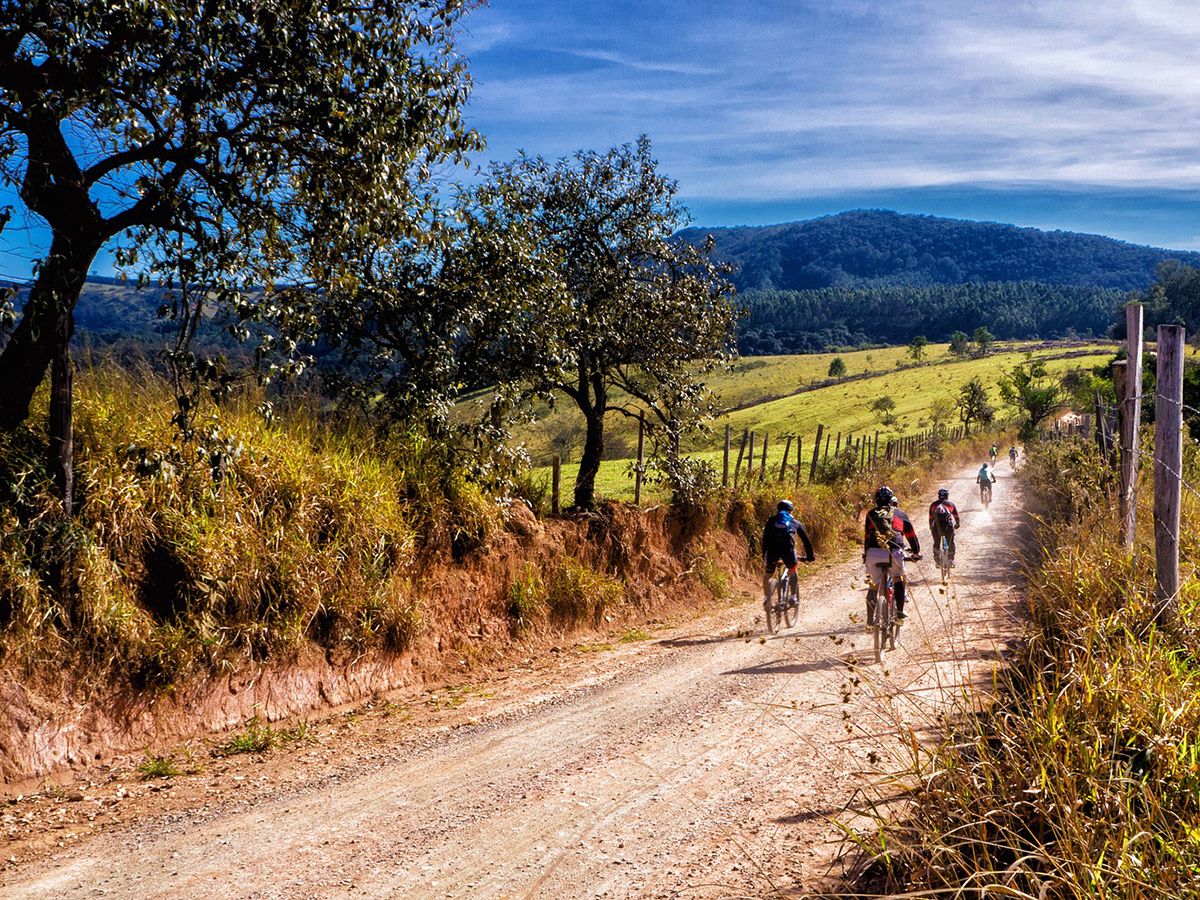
794;437;803;486
823;430;831;463
734;429;748;488
759;432;769;483
834;432;842;456
1094;389;1109;459
552;455;561;515
634;412;645;505
779;435;792;482
810;424;824;482
747;431;755;483
872;431;879;465
1154;323;1185;623
1121;304;1144;553
723;424;731;487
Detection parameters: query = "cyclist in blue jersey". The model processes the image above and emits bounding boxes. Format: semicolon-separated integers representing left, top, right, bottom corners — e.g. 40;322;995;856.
762;500;815;614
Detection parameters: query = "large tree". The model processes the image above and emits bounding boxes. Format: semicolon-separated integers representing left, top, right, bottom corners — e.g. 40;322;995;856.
1000;356;1065;439
956;376;994;434
0;0;480;509
482;137;737;509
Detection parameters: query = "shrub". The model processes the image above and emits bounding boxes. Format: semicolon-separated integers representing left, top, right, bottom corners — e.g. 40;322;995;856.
545;557;624;627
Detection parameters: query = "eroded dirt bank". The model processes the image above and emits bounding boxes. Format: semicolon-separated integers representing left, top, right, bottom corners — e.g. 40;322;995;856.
0;502;751;787
1;461;1026;897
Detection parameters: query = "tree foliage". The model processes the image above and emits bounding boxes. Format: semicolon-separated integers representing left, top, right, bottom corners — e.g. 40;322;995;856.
0;0;480;501
972;326;996;355
870;395;897;426
999;356;1065;439
828;357;847;378
948;330;970;357
679;209;1198;293
736;282;1120;355
909;335;928;361
956;377;995;434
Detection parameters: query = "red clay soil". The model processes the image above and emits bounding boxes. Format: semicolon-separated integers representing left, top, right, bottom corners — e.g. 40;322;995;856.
0;462;1026;898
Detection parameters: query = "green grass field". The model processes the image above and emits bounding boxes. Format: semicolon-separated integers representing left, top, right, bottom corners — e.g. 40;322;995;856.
527;341;1116;502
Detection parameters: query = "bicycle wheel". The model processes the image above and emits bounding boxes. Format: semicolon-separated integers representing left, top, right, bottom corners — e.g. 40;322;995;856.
783;575;799;628
940;537;950;584
883;580;897;652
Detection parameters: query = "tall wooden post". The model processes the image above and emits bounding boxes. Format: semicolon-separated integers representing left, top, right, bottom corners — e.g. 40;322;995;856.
734;429;748;488
810;424;824;482
834;432;842;456
759;432;769;483
747;431;755;483
872;431;879;465
551;455;561;515
823;431;831;463
1120;304;1144;553
794;437;803;486
779;435;792;482
634;412;645;505
720;427;729;489
1154;324;1185;622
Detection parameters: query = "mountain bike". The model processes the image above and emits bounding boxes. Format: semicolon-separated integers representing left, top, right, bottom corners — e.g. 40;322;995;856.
979;481;992;507
934;532;953;585
764;562;799;634
866;550;916;663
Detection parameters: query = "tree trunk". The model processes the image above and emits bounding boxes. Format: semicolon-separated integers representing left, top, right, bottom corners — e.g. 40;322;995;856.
574;407;604;510
0;235;95;431
0;234;95;517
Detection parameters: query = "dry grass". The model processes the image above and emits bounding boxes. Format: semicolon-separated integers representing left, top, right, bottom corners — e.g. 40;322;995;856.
0;367;499;691
860;437;1200;898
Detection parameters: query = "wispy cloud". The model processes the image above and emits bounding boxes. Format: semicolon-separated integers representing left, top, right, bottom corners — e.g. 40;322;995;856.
464;0;1200;204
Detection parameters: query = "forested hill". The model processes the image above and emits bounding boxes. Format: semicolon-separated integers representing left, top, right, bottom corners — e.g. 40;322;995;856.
679;209;1200;292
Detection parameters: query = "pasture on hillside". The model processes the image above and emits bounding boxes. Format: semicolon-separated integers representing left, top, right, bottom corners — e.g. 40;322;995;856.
519;341;1116;502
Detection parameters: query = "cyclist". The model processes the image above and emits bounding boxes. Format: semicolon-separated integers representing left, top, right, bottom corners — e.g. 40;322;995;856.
762;500;815;616
1009;445;1019;467
989;443;998;464
863;486;920;622
928;488;961;567
977;462;996;502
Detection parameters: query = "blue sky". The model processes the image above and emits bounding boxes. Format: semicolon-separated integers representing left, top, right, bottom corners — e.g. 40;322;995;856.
4;0;1200;279
460;0;1200;248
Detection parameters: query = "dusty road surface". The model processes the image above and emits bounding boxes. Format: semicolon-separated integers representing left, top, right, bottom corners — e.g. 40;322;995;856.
2;461;1027;899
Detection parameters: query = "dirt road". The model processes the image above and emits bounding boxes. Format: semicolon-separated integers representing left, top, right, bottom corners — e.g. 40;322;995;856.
2;461;1026;898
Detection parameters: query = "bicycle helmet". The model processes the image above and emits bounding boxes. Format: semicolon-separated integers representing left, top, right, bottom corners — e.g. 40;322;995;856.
937;488;949;500
873;486;894;508
776;499;794;512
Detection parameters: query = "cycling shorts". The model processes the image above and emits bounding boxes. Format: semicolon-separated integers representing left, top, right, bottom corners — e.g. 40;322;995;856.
764;547;798;574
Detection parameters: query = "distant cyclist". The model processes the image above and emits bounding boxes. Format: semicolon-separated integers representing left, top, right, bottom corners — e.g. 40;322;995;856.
928;488;961;567
977;462;996;503
989;443;998;464
863;486;920;622
762;500;815;615
1009;445;1019;467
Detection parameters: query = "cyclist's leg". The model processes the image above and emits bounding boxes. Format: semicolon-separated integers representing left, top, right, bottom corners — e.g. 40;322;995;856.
786;562;799;605
946;527;957;563
762;555;776;606
891;549;908;617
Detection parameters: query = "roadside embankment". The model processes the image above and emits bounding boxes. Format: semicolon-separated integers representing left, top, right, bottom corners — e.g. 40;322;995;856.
0;368;1000;786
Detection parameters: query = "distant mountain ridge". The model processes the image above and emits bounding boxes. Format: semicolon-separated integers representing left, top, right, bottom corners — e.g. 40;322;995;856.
679;209;1200;292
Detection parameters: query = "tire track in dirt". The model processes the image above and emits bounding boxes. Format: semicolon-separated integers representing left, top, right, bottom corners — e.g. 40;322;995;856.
2;460;1026;899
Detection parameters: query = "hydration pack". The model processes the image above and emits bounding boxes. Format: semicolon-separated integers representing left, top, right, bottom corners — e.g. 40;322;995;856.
934;502;953;529
868;506;895;548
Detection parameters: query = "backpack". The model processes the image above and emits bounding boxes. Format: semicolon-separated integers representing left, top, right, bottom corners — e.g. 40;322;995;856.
868;506;895;548
934;502;953;529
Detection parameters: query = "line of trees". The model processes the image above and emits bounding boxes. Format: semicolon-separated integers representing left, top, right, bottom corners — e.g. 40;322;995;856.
0;1;737;513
